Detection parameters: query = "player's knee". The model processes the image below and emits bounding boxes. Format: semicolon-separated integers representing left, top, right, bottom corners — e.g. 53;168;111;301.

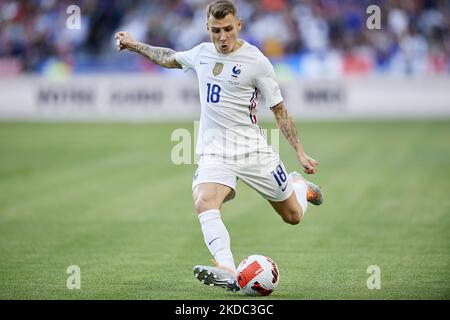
282;209;302;225
194;196;218;214
194;197;208;214
284;215;301;225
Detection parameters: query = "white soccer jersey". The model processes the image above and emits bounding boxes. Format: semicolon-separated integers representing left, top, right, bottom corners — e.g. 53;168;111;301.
174;41;283;159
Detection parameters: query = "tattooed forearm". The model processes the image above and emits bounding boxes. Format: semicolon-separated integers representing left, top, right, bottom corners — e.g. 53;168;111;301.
271;102;303;153
129;42;182;69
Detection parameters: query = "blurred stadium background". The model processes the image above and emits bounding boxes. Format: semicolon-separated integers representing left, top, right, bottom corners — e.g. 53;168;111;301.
0;0;449;299
1;0;450;76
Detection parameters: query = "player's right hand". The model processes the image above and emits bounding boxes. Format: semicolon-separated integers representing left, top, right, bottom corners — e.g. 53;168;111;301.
114;31;135;51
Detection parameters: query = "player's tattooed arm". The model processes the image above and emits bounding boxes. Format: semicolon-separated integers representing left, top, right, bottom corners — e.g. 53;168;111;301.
129;42;182;69
271;102;302;152
271;102;318;174
115;31;182;69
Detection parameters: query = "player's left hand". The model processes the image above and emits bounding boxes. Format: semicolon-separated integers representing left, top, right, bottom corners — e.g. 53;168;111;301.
297;152;318;174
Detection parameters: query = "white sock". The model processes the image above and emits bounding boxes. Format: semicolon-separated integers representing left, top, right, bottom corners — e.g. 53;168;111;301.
292;180;308;217
198;209;236;273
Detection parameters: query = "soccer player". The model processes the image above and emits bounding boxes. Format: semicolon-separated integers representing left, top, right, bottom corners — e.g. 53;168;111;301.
115;0;323;293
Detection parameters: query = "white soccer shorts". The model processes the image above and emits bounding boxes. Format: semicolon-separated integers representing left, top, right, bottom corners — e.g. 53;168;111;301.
192;152;294;202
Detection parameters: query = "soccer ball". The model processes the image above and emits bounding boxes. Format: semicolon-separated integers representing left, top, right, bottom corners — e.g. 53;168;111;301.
236;254;280;296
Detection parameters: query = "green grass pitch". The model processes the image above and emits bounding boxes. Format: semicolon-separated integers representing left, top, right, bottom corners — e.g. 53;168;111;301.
0;121;449;299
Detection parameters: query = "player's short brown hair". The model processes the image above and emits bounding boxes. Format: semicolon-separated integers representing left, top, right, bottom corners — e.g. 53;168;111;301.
207;0;237;19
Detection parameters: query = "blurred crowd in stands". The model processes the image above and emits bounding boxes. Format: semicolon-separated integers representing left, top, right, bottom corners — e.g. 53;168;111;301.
0;0;449;77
